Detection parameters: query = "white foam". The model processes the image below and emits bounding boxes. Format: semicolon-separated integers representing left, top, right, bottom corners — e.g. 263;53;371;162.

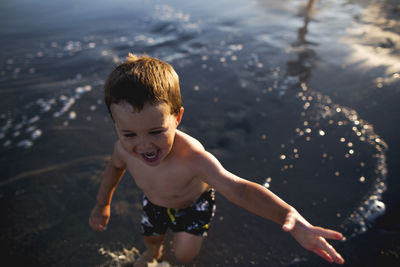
97;245;172;267
0;81;95;149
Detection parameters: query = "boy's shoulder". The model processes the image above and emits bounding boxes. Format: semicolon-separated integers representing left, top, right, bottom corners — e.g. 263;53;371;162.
174;130;215;173
175;130;205;153
174;130;223;183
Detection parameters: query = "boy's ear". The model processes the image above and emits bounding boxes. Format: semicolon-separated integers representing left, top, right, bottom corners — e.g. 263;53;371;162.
175;107;184;126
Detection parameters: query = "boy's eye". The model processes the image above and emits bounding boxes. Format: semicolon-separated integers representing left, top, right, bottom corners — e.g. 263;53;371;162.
150;130;164;135
123;133;136;138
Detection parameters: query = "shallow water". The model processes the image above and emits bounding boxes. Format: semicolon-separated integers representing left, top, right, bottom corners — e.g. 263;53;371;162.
1;0;399;266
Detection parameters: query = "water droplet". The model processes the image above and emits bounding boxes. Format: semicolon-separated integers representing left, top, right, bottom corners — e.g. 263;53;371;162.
17;140;33;148
69;111;77;120
31;129;42;139
28;115;40;124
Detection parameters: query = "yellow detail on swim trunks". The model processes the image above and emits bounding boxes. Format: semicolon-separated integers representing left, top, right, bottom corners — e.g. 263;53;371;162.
202;224;209;229
167;208;177;222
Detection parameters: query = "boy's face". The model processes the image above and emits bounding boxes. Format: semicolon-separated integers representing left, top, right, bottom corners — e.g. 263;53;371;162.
111;101;183;167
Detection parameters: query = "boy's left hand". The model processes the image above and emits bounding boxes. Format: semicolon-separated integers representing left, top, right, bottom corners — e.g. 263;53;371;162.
282;208;345;264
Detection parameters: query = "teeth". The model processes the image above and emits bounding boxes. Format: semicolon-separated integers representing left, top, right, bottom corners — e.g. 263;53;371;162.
144;153;156;159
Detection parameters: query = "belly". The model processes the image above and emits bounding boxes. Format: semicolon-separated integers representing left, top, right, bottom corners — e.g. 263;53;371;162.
144;182;210;209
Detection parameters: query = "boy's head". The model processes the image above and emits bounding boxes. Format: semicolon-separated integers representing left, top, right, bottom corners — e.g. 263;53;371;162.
104;53;182;117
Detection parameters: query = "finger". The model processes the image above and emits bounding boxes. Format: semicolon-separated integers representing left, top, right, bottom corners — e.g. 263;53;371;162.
89;218;100;231
317;237;345;264
282;214;295;231
312;248;334;263
89;216;104;232
313;227;344;240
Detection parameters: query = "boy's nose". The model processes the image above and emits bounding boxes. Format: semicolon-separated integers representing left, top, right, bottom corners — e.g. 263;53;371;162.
136;138;153;151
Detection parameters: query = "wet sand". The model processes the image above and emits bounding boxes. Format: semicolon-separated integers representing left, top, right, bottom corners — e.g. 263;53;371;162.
1;0;399;266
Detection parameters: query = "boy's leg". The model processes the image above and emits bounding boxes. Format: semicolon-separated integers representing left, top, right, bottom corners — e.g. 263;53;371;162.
173;232;204;263
134;234;165;267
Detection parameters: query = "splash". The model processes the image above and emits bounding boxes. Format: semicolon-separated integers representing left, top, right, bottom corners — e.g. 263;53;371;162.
98;247;140;267
98;247;172;267
282;82;388;237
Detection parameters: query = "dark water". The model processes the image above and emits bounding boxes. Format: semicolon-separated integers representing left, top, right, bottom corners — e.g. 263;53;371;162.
1;0;399;266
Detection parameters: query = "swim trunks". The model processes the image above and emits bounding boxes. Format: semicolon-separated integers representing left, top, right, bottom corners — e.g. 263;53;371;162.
141;189;216;237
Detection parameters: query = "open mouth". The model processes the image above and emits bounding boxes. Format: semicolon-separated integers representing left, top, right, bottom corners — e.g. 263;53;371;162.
140;150;160;164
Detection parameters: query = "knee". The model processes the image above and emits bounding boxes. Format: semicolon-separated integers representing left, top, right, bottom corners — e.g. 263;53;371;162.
174;250;198;263
172;232;203;263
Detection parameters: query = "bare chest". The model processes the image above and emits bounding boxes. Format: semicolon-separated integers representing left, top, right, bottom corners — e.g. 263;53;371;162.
126;159;204;207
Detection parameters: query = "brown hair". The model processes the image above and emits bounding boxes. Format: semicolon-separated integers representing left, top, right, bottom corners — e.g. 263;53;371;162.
104;53;182;116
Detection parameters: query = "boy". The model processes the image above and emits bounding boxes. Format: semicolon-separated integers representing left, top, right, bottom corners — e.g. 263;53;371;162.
89;53;345;266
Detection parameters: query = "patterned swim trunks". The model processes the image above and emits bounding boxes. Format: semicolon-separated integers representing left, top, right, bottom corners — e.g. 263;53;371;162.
141;189;216;237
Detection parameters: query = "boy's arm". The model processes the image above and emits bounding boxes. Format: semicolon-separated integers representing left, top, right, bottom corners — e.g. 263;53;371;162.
191;150;344;264
192;150;291;224
95;142;127;205
89;142;126;231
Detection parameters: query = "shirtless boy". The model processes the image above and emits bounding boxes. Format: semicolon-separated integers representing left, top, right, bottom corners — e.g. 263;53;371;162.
89;53;345;266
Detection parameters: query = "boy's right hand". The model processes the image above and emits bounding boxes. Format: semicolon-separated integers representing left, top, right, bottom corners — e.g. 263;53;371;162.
89;203;111;231
282;208;344;264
